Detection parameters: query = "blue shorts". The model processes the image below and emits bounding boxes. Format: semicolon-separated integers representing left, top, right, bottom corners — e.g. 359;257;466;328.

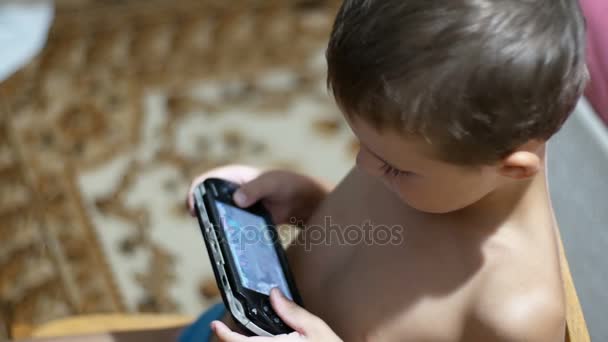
179;303;226;342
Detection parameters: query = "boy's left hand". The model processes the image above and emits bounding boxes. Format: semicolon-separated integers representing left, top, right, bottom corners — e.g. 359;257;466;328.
211;288;343;342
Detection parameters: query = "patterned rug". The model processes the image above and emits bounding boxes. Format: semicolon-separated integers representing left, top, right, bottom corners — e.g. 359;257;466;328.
0;0;356;339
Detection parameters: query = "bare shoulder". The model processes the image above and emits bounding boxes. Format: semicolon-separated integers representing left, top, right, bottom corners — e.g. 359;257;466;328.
465;239;566;342
469;285;565;341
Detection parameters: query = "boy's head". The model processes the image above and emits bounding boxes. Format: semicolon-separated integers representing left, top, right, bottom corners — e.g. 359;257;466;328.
327;0;588;213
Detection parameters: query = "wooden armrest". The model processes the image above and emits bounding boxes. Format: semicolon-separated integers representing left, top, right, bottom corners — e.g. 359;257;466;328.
557;230;591;342
29;314;193;339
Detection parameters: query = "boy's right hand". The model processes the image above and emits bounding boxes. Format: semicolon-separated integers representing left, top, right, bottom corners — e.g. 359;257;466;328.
187;164;331;225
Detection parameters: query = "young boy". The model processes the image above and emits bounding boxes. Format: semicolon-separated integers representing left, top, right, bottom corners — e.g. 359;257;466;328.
28;1;586;341
184;0;589;341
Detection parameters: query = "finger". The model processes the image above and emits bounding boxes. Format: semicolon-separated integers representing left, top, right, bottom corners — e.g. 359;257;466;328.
211;321;279;342
233;172;281;207
211;321;251;342
261;200;291;225
269;288;320;335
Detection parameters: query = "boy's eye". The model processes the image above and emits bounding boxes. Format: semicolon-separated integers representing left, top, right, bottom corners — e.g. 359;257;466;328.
379;162;412;178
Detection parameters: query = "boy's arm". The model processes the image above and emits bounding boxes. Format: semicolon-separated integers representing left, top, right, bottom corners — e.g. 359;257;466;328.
188;165;332;226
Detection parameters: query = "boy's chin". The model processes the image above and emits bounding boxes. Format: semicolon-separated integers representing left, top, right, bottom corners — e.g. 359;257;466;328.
394;191;469;214
382;181;473;214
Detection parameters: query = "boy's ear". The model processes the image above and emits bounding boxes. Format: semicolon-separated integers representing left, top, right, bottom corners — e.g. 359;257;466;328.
498;141;543;179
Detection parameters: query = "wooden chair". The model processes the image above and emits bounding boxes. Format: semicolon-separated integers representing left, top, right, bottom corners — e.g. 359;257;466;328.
19;233;590;341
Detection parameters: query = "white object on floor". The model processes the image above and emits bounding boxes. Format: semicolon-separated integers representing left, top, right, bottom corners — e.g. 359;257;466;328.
0;0;54;82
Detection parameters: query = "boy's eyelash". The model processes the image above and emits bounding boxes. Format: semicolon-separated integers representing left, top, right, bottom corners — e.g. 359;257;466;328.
380;162;407;177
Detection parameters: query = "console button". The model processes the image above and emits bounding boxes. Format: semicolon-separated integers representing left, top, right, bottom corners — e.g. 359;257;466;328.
258;299;287;329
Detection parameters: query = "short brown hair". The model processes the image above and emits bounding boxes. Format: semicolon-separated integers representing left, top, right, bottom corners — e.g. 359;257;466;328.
327;0;589;165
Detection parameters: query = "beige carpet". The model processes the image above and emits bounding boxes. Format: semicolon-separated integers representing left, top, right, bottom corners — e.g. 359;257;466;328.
0;0;356;339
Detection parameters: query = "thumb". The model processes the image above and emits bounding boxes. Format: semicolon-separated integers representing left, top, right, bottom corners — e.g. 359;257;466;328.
232;173;278;207
269;288;323;336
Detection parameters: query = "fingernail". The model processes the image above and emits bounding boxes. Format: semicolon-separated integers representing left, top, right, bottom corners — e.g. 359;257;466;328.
234;191;247;206
272;287;284;299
